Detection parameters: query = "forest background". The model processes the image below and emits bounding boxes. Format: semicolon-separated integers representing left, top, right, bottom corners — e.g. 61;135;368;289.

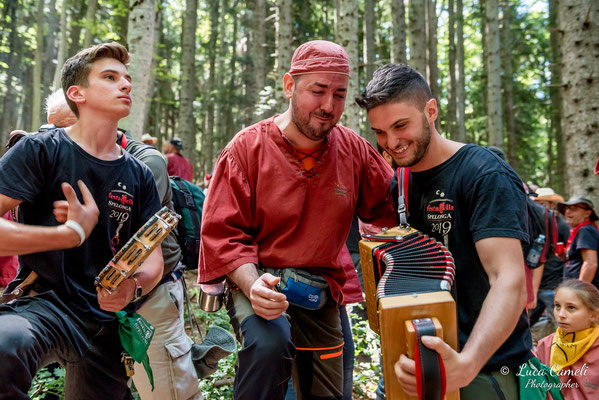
1;0;598;399
0;0;597;201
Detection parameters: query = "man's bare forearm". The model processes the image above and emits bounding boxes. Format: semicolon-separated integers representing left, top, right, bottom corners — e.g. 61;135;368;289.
579;261;598;283
227;262;260;298
0;217;81;256
461;269;526;373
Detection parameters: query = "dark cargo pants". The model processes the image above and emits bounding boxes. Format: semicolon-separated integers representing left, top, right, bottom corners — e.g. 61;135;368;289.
0;291;131;400
226;287;344;400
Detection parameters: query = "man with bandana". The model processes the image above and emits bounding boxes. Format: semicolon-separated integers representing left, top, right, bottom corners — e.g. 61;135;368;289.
199;41;396;400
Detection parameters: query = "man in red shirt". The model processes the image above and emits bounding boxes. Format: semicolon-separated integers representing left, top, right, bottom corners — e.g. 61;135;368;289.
164;137;194;181
200;40;396;400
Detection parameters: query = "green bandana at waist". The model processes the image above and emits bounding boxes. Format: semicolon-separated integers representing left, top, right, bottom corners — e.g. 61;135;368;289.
116;311;155;390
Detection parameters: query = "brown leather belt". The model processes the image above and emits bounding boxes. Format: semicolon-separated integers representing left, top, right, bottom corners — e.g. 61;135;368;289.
0;271;39;304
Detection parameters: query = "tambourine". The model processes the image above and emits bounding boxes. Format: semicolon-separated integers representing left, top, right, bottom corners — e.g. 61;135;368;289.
95;206;180;293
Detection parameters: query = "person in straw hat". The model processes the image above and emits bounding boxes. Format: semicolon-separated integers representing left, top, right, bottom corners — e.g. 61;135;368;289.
533;187;564;211
558;197;599;289
141;133;158;147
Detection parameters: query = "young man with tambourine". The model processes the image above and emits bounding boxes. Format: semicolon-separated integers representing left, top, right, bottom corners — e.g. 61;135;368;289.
0;42;163;399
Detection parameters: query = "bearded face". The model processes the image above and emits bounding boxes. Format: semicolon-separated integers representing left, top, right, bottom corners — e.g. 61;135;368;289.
289;73;348;142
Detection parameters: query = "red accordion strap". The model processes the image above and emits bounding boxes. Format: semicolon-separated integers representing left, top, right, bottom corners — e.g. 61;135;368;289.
411;318;446;400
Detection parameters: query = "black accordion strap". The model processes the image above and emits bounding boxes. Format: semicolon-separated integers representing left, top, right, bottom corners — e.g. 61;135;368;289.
412;318;446;400
397;167;409;226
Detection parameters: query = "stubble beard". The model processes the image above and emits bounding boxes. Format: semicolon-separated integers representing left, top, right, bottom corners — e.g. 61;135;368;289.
291;91;335;142
392;115;432;168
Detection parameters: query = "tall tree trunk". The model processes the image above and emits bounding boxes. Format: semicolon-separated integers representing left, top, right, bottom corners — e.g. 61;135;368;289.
114;1;129;44
334;0;340;41
31;0;45;131
390;0;407;63
447;0;457;140
178;0;198;175
19;67;34;131
215;0;228;151
42;0;58;100
408;0;426;75
223;5;239;149
484;0;503;148
68;0;86;56
501;1;516;167
52;0;68;90
204;0;219;177
558;0;599;203
426;0;439;130
274;0;292;112
363;0;376;143
455;0;466;142
120;0;156;140
364;0;375;82
0;0;19;148
143;7;162;131
337;0;360;133
81;0;98;47
247;0;265;122
549;0;565;195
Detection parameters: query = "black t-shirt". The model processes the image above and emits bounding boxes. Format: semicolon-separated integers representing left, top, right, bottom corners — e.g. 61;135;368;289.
540;215;569;290
391;144;532;371
0;129;160;322
564;224;599;288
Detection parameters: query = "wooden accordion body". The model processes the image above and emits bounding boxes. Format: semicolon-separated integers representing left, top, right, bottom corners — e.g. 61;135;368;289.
359;226;460;400
95;206;180;292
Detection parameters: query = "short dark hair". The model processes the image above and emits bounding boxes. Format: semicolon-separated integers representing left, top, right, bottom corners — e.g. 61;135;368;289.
61;42;129;117
355;63;432;111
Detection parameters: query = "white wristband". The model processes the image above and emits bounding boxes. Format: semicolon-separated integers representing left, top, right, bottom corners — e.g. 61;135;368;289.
64;220;86;246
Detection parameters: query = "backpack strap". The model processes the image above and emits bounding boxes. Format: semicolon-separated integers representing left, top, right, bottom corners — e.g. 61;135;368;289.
397;167;410;227
540;207;550;263
551;210;558;249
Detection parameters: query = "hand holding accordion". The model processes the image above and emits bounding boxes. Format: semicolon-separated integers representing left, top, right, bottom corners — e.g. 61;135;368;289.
359;226;459;400
95;207;180;293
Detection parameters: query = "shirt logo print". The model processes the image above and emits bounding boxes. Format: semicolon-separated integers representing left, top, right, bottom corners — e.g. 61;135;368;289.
333;182;348;196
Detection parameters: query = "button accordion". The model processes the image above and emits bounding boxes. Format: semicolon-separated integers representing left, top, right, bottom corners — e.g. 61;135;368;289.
359;225;459;400
95;206;180;293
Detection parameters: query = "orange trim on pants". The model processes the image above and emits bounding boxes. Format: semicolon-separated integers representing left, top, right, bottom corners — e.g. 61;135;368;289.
295;342;344;352
320;349;343;360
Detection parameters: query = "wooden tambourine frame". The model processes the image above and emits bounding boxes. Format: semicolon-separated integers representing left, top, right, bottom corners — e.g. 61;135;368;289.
95;206;180;293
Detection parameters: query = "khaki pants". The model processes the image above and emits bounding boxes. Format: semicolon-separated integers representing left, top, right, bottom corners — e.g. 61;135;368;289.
133;279;202;400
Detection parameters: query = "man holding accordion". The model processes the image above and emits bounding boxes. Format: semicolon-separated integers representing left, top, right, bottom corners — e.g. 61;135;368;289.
357;64;533;400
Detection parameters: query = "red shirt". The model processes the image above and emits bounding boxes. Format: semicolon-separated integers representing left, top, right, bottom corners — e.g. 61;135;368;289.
199;117;396;300
166;153;193;181
0;211;18;287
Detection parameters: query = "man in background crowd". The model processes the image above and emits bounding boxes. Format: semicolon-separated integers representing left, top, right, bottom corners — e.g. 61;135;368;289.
559;197;599;289
164;137;194;181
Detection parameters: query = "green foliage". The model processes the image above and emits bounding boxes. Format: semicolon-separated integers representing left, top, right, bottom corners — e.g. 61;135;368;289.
29;367;65;400
349;303;381;397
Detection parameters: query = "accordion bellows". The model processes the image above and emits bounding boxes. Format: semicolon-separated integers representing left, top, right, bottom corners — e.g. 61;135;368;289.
360;226;460;400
